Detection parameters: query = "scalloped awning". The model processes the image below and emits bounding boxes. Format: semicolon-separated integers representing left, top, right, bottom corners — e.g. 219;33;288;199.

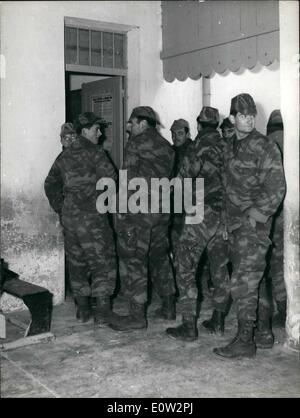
161;1;279;82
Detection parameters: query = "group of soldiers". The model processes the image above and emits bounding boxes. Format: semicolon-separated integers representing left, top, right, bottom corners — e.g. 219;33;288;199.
44;92;286;360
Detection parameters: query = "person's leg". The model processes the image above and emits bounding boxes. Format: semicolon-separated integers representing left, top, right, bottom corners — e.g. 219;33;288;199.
62;214;92;322
204;227;231;334
166;214;219;341
77;213;117;326
149;223;176;320
213;223;271;359
108;220;151;331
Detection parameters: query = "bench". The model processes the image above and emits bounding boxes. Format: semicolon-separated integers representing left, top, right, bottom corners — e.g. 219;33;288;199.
1;258;53;338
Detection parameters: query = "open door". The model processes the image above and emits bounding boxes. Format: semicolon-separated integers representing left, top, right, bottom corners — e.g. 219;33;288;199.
82;76;124;168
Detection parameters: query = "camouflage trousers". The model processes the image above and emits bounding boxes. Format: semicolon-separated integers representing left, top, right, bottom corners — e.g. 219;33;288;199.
207;227;231;312
116;215;175;305
174;210;221;316
170;213;185;251
62;211;117;298
229;221;272;321
269;210;285;303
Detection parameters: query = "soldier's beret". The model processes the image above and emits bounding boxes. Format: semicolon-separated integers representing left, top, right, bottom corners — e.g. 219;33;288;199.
197;106;219;124
267;110;282;126
74;112;103;132
60;122;75;138
230;93;257;116
170;119;189;131
129;106;160;124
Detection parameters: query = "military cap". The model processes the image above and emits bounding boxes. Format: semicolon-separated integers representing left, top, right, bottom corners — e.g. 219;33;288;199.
60;122;75;138
74;112;103;133
220;117;234;130
267;110;282;126
197;106;219;124
170;119;189;131
129;106;159;124
230;93;257;116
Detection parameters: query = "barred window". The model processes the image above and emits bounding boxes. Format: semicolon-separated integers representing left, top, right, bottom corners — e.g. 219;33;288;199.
65;26;126;69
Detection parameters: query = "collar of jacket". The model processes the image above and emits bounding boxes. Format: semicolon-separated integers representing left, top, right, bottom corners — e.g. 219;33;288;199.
195;127;221;146
77;134;99;149
174;138;192;152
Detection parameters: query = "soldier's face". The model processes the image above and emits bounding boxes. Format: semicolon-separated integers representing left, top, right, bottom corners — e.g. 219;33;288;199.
222;127;235;140
83;124;102;144
171;128;188;147
128;117;144;138
61;133;76;148
233;113;256;139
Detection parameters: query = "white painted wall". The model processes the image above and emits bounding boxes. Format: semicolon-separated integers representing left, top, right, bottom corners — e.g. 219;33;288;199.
210;61;280;134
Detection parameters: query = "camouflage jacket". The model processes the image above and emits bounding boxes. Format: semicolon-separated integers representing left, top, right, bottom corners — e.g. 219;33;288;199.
44;135;117;215
268;130;283;157
223;129;286;231
120;127;175;222
173;138;193;176
179;127;224;214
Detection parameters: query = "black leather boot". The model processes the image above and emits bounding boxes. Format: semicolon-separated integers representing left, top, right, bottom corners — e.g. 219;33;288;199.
108;300;147;331
75;296;91;323
166;316;198;342
213;320;256;359
154;295;176;320
255;307;274;349
272;300;287;328
94;296;117;327
202;309;225;335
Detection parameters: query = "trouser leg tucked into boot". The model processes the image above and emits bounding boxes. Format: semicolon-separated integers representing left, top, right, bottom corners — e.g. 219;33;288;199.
108;300;147;331
166;316;198;342
202;309;225;335
272;300;287;328
154;295;176;320
255;309;274;349
94;296;116;327
213;319;256;359
75;296;92;323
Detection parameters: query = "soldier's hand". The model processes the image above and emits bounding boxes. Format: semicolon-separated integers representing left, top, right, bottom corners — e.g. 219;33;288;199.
248;216;256;228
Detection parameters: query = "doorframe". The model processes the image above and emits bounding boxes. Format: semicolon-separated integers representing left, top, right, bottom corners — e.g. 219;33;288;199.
64;16;139;163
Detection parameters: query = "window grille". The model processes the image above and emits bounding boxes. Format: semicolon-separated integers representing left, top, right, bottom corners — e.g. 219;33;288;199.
65;26;126;70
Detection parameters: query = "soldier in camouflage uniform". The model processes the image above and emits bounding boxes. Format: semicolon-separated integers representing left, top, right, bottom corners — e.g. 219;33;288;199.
169;119;193;246
108;106;176;331
213;94;286;359
220;117;235;141
266;110;286;328
166;106;225;342
202;117;234;335
44;112;118;325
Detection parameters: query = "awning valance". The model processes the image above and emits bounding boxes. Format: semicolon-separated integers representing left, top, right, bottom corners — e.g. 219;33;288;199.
161;1;279;82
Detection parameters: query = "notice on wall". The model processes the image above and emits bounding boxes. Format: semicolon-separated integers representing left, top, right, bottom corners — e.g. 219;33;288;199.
92;94;113;152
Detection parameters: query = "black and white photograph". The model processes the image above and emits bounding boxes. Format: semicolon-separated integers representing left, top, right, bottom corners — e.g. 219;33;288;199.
0;0;299;401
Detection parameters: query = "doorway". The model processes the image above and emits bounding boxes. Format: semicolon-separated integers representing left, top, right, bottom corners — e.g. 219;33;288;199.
65;72;126;168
